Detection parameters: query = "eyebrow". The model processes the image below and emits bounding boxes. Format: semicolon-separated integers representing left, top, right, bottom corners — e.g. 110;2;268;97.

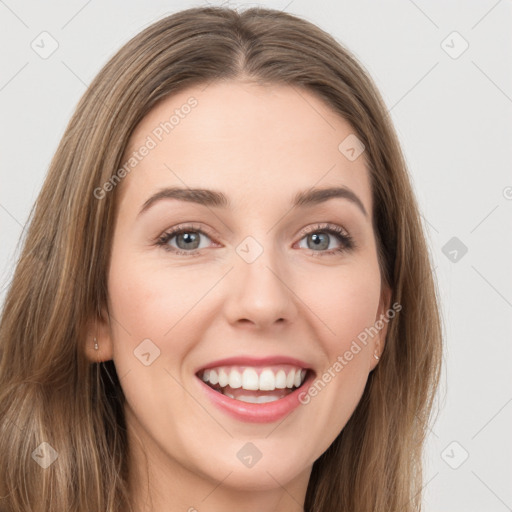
138;185;368;218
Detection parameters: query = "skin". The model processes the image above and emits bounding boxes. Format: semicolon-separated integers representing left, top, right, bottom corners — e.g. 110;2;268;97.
86;80;391;512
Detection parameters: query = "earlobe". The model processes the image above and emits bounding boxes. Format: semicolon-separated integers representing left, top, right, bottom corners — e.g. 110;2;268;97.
370;344;382;372
84;309;114;362
370;343;383;372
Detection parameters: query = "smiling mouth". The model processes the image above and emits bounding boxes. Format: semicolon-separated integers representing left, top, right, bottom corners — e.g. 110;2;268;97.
197;365;312;404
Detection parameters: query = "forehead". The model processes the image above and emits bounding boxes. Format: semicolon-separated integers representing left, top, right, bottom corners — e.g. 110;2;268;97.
118;80;372;216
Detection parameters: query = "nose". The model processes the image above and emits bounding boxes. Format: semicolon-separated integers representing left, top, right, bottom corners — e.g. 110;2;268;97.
222;241;299;330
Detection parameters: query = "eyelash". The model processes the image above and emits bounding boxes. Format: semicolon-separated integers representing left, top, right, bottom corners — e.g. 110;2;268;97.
155;222;356;257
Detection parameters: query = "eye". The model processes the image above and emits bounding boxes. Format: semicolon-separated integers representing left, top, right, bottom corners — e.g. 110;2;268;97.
296;223;355;256
155;222;355;257
155;223;216;256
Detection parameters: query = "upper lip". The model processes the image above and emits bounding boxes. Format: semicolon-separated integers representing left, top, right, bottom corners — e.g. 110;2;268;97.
194;355;314;375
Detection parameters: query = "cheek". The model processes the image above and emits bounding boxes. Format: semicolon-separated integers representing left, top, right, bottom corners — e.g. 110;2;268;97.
105;248;219;384
107;252;202;337
294;264;381;447
297;260;382;353
105;251;201;425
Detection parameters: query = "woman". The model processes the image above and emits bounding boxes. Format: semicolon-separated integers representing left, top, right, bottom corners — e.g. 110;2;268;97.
0;6;443;511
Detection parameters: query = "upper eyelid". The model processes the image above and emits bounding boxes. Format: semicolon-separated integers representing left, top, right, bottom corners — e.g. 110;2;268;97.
299;223;349;236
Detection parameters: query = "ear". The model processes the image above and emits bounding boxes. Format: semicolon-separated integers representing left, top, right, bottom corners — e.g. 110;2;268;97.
84;305;114;363
369;283;393;372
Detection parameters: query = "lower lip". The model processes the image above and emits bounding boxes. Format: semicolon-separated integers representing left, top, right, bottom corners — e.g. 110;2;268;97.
196;371;315;424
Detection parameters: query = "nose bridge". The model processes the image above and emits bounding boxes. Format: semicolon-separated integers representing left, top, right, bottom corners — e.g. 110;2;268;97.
224;232;297;328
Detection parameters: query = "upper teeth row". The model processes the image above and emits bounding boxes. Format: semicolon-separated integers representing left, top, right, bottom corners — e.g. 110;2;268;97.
201;367;307;391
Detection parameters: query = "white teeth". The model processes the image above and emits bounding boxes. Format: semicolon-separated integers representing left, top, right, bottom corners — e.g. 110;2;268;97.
259;369;275;390
242;368;259;390
201;366;308;391
209;369;218;385
294;369;302;388
228;369;242;389
218;368;229;388
275;370;287;389
254;395;280;403
234;394;281;404
286;369;295;388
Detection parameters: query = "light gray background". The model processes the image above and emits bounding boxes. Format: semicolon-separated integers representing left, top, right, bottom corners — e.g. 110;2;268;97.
1;1;511;510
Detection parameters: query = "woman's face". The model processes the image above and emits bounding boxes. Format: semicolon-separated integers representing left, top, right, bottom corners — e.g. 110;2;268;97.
93;80;390;499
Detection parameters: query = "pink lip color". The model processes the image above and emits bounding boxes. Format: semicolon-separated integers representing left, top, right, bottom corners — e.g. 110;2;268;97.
196;370;315;424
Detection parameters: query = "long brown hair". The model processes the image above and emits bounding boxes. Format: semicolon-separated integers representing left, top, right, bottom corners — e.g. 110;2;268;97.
0;6;443;511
